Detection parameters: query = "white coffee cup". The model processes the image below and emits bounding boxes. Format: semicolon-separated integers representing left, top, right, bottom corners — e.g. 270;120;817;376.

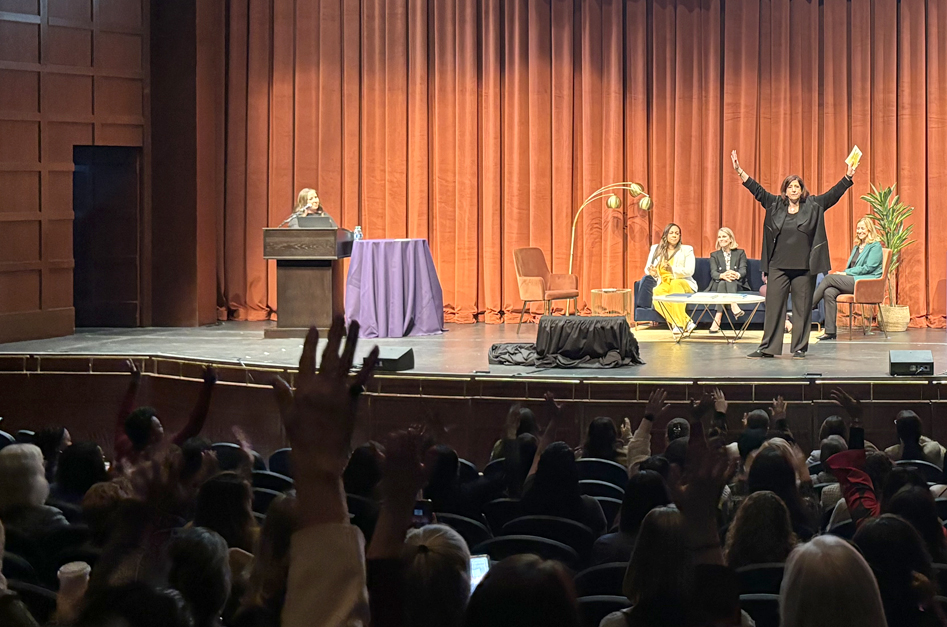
57;561;91;598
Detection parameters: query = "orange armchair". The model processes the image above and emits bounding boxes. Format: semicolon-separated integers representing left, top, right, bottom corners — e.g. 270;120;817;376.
836;248;892;338
512;247;579;333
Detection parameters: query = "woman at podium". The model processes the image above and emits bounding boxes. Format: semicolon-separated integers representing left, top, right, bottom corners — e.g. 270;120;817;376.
284;188;329;227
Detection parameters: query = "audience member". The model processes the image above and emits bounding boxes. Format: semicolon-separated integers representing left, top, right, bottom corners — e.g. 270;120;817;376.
32;425;71;483
746;446;817;539
81;478;134;546
490;404;539;461
193;471;258;553
343;442;385;500
666;418;690;444
49;441;109;505
463;554;581;627
576;416;627;465
854;514;947;627
724;491;797;570
114;361;217;467
884;485;947;563
402;524;470;627
424;444;504;520
76;582;193;627
780;535;888;627
601;507;693;626
592;470;670;565
815;435;847;485
167;527;231;627
638;455;670;480
520;441;607;536
806;415;847;464
231;493;296;627
0;444;69;541
887;411;947;469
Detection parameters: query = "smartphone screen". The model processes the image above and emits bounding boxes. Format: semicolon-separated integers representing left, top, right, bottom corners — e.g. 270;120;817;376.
469;555;490;593
411;499;433;528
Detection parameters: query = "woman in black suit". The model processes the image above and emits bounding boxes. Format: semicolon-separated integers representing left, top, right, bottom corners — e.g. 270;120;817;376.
731;150;857;359
707;227;748;333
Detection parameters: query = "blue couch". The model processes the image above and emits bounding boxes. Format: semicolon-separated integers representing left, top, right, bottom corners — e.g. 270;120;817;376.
632;257;825;327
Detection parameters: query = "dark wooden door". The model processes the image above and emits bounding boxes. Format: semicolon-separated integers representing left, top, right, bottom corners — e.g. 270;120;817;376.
73;146;141;327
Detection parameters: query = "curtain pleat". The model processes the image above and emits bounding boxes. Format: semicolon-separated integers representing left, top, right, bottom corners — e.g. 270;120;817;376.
217;0;947;328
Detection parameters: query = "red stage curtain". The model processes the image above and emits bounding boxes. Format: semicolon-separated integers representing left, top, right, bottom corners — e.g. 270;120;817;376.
219;0;947;327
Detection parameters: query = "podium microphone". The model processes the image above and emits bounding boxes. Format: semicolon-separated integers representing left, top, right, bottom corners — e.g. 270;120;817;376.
278;204;312;227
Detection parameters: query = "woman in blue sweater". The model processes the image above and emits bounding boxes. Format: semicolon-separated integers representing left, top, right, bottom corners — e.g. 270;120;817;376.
814;216;884;340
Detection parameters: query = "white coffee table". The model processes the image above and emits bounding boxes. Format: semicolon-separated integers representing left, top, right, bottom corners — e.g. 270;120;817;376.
652;293;765;344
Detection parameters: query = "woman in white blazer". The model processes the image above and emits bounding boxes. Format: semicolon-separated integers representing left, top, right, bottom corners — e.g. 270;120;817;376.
644;223;696;335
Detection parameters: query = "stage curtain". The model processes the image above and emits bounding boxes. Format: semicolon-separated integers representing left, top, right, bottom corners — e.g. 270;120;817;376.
219;0;947;327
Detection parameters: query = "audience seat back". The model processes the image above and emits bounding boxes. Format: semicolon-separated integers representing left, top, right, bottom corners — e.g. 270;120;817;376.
735;563;785;595
502;516;595;559
435;513;493;548
578;479;625;500
268;447;292;478
483;458;505;480
574;562;628;597
252;487;282;515
471;535;580;570
577;595;631;627
6;580;57;623
895;459;945;485
482;498;522;534
594;497;622;530
933;564;947;594
252;470;294;492
576;458;629;490
739;593;780;627
457;459;480;484
0;429;14;450
14;429;35;444
827;519;855;540
936;498;947;522
2;553;39;585
212;442;266;472
807;461;822;476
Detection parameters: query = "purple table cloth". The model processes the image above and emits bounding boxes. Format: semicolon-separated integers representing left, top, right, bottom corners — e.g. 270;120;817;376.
344;239;444;338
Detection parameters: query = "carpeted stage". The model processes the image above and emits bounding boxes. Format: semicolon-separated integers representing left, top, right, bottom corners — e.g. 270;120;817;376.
0;321;944;381
1;322;945;464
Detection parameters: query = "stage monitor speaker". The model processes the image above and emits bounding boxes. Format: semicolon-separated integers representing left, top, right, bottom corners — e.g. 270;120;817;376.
889;350;933;376
370;347;415;372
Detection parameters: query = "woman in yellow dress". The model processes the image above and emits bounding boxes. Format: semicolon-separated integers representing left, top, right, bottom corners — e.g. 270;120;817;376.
645;223;697;335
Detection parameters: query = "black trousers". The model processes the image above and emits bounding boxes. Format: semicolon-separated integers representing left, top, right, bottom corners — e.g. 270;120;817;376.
813;273;856;334
760;268;816;355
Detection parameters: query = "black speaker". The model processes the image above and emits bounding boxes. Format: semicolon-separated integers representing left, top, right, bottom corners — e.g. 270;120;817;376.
889;350;934;376
369;347;415;372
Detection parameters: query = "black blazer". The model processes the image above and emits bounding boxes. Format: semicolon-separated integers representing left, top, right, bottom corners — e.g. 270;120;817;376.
743;176;853;276
709;249;749;290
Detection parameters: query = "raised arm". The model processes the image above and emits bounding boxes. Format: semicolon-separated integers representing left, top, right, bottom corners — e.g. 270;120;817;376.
114;360;142;455
813;161;857;210
171;365;218;446
731;150;777;208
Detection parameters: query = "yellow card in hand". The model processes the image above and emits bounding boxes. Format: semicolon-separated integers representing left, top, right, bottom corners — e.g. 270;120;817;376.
845;145;862;168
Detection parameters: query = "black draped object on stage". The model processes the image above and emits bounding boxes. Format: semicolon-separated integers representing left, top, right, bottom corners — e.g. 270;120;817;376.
489;316;644;368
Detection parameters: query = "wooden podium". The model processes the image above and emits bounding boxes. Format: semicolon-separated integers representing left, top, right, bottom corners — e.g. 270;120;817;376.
263;227;354;338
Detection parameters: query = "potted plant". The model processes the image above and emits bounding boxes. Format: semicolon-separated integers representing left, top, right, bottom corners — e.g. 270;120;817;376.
860;184;915;332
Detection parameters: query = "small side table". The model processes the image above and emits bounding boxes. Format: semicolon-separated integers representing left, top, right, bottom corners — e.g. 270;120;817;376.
590;288;634;327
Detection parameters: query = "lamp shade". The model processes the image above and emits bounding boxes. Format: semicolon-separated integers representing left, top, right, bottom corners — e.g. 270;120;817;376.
606;194;622;209
630;182;644;196
639;196;653;211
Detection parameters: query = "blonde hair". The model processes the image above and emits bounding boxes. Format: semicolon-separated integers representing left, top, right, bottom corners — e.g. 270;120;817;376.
295;188;317;211
402;524;471;627
717;227;739;251
781;535;888;627
0;444;50;511
856;216;882;244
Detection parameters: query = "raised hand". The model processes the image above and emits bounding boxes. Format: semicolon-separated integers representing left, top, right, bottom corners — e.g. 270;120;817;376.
126;358;142;381
691;392;716;421
769;395;788;418
847;161;857;178
272;317;379;480
620;418;633;442
712;388;727;414
830;387;863;425
730;150;741;172
644;388;669;421
382;427;430;504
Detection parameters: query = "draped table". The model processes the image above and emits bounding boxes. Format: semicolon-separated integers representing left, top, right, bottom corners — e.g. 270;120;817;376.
344;239;444;338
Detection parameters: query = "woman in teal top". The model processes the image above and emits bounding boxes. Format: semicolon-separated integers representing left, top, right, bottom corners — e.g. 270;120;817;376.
814;216;884;339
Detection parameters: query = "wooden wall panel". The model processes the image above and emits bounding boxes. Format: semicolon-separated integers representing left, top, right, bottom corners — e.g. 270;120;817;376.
0;0;147;343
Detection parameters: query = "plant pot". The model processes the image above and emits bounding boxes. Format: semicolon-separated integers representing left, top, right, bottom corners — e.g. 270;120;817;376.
880;304;910;332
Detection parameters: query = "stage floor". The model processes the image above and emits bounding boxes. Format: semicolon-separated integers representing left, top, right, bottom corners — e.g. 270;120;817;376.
0;321;944;381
